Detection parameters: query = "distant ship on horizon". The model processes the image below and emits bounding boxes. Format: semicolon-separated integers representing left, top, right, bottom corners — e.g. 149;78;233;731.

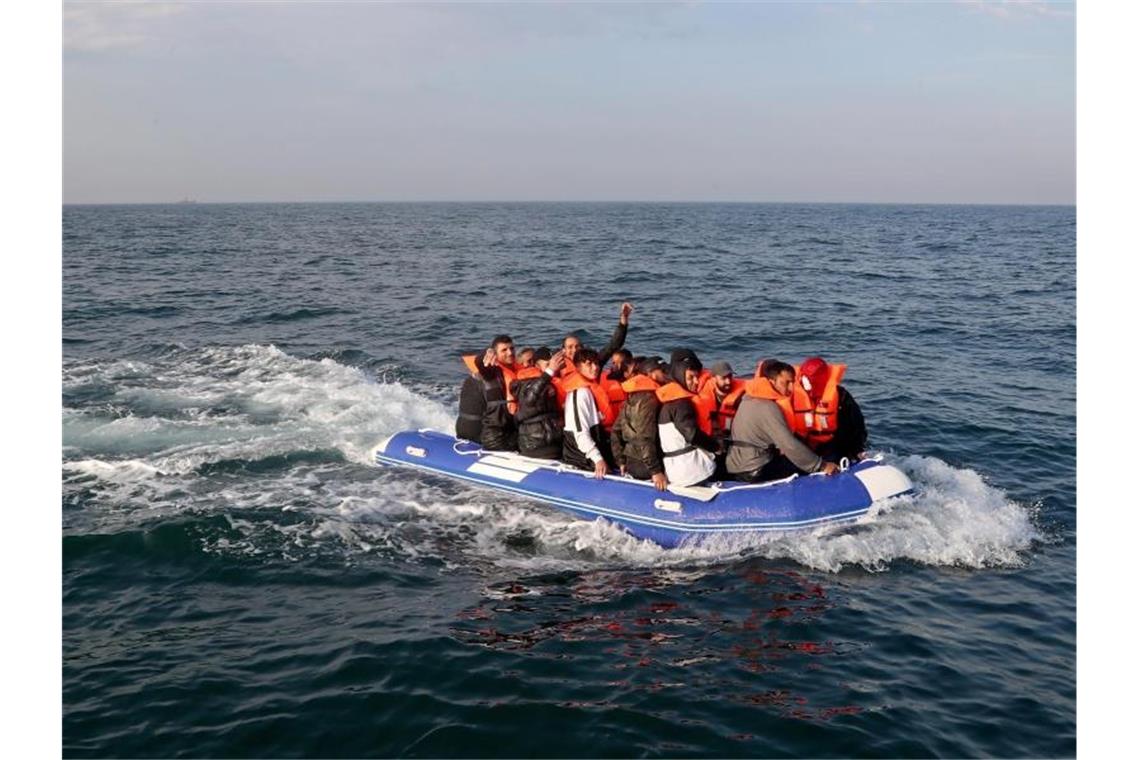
177;197;198;204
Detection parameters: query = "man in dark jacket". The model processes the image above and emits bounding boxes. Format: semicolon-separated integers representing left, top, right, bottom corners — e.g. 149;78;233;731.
474;334;519;451
510;349;566;459
657;349;720;487
612;356;669;490
455;365;486;443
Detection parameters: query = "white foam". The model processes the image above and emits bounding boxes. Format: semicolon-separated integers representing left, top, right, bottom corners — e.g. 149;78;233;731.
64;344;453;477
64;458;165;483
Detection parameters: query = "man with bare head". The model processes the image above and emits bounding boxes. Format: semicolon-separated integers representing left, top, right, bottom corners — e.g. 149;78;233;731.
561;349;617;478
562;301;634;370
472;334;520;451
727;360;839;482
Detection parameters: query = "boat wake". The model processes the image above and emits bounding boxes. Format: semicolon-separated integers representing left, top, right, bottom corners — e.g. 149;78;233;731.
64;344;1043;573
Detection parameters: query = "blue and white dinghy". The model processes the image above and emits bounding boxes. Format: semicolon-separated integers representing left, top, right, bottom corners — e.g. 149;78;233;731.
373;430;914;548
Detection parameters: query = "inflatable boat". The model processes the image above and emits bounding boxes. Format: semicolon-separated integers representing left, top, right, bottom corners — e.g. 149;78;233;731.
372;429;914;548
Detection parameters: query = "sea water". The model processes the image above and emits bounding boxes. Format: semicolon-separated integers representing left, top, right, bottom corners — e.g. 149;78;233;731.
63;203;1074;757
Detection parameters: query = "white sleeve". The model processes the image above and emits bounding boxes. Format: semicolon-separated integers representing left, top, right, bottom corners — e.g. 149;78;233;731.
564;389;603;464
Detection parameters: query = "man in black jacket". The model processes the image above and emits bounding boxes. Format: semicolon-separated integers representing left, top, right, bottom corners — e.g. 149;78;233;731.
474;334;519;451
510;349;566;459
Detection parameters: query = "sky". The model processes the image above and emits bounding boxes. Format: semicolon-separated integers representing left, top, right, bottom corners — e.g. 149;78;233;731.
63;1;1075;205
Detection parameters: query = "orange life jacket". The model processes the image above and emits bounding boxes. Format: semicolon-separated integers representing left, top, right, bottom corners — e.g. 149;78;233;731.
655;382;714;437
551;373;567;409
513;366;543;381
791;363;846;448
599;375;627;428
699;378;747;440
743;375;797;432
555;364;580;409
621;374;660;394
461;354;518;415
695;368;713;394
561;372;616;429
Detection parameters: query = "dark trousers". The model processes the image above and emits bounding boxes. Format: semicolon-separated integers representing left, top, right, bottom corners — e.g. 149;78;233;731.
624;458;657;480
736;454;806;483
563;429;615;471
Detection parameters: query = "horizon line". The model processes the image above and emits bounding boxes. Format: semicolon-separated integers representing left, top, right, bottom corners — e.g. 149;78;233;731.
62;199;1076;208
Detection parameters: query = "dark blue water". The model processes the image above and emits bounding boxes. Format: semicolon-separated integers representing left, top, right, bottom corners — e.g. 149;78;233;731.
63;203;1074;757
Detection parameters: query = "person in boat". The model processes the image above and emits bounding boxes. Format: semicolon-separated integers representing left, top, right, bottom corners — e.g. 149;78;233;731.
792;356;868;463
562;348;618;479
605;349;634;382
510;349;567;460
516;346;536;369
561;301;634;370
473;334;520;452
455;356;487;443
554;302;634;411
698;361;747;450
656;349;720;487
612;356;670;491
532;346;554;370
727;360;839;482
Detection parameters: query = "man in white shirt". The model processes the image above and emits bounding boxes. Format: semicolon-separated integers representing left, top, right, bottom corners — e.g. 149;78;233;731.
561;348;614;479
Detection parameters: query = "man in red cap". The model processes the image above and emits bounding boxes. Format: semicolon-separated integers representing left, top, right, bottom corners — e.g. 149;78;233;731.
793;356;867;463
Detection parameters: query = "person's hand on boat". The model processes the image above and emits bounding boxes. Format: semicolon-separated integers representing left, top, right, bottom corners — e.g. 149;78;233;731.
548;350;566;374
619;464;627;476
619;301;634;325
819;461;840;476
593;460;608;479
652;472;668;491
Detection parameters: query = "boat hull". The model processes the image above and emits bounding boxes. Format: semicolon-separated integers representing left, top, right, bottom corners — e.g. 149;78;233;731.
373;430;913;548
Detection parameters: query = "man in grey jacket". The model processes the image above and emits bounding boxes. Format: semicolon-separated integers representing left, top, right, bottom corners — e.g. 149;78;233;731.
726;360;839;482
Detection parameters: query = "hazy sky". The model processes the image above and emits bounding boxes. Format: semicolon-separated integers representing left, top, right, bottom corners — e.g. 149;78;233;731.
63;1;1075;204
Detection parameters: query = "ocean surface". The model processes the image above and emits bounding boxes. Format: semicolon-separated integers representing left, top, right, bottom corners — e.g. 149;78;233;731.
62;203;1075;758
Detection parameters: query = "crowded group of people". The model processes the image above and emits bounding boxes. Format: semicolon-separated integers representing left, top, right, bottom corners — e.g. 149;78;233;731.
455;302;867;490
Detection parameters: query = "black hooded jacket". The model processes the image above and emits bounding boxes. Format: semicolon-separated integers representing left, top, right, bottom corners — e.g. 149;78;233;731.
657;349;719;455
